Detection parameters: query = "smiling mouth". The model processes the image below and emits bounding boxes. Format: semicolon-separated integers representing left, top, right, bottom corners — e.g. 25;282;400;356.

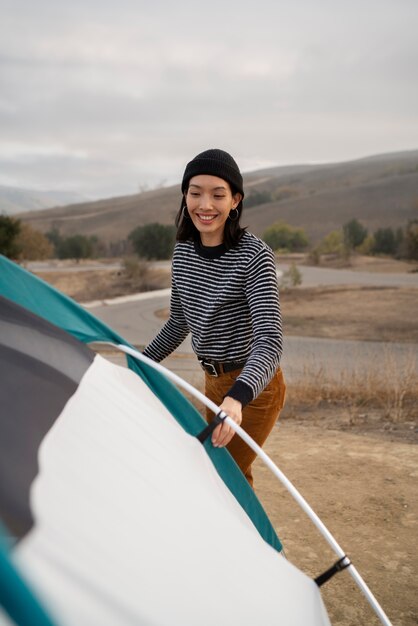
196;214;217;223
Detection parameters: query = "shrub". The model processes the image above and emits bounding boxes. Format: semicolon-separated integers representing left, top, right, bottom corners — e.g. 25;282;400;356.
271;187;299;202
307;248;321;265
356;234;375;255
16;223;53;260
263;221;309;252
317;229;344;254
129;223;176;260
122;256;150;289
244;190;272;208
279;262;302;289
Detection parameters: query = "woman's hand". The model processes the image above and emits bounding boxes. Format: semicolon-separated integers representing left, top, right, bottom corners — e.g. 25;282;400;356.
212;396;242;448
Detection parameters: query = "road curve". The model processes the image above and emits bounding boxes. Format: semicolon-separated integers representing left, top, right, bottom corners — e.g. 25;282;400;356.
86;290;417;382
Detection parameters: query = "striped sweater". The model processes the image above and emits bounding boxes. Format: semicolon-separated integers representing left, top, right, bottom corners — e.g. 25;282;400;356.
143;231;283;407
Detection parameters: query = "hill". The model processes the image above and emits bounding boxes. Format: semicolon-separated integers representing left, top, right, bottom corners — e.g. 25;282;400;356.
20;150;418;245
0;186;87;215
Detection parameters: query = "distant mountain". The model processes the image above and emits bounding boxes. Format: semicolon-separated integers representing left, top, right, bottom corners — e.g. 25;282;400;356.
20;149;418;245
0;186;87;215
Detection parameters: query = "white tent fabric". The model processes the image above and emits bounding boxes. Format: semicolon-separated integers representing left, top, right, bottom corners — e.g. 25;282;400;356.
14;355;330;625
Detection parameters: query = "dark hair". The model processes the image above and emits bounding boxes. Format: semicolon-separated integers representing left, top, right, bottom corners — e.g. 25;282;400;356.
175;182;246;249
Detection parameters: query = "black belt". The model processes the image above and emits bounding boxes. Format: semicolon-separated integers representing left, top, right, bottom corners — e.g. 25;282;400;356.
198;358;246;377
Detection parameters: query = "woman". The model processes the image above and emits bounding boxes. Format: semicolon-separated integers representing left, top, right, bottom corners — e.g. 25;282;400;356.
143;149;285;487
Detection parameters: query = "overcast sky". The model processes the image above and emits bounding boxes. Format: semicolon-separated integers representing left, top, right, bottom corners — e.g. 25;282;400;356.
1;0;417;199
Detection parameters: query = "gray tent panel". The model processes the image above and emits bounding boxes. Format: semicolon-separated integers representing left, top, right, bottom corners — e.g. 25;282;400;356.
0;296;94;539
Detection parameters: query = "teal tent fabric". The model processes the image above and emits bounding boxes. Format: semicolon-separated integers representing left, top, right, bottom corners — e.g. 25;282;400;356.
0;255;282;554
0;528;56;626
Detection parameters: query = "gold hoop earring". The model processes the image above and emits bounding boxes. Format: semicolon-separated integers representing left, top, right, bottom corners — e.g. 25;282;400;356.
228;208;239;221
183;205;190;219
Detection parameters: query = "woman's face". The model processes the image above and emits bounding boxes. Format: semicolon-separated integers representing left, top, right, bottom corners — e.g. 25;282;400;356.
185;174;242;246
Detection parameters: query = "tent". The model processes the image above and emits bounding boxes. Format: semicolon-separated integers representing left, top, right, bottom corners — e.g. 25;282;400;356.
0;256;331;625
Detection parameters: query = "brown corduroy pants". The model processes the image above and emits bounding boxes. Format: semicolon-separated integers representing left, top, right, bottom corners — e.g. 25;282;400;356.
205;368;286;488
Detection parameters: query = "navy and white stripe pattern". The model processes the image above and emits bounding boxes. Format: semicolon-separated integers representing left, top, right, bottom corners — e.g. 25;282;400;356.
143;232;283;406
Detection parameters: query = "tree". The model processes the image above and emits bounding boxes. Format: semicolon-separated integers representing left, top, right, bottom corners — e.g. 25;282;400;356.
0;215;21;258
405;220;418;260
15;223;53;260
46;227;62;253
58;234;95;260
262;221;309;252
129;223;176;260
46;229;101;260
395;227;404;247
343;219;367;249
372;228;397;255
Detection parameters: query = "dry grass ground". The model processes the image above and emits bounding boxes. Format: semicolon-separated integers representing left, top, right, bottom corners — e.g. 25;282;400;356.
38;265;171;302
34;261;418;626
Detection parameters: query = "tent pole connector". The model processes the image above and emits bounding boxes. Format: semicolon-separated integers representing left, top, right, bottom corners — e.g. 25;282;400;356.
196;410;227;443
315;555;352;587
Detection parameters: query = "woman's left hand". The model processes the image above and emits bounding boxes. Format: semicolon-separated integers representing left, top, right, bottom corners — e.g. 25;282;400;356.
212;396;242;448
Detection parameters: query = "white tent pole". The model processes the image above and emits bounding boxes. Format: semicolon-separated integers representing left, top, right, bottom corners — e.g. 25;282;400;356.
109;343;392;626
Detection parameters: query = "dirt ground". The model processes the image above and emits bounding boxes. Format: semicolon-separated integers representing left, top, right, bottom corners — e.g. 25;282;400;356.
254;418;418;626
34;260;418;625
281;285;418;343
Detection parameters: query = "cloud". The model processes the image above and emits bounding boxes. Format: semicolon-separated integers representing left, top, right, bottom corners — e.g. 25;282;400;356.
0;0;417;196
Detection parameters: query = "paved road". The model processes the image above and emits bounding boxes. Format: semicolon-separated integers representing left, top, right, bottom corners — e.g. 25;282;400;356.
26;260;170;273
87;291;417;382
279;263;418;288
27;261;122;272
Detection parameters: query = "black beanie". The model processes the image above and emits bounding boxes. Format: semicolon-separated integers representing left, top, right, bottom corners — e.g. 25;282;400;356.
181;149;244;198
